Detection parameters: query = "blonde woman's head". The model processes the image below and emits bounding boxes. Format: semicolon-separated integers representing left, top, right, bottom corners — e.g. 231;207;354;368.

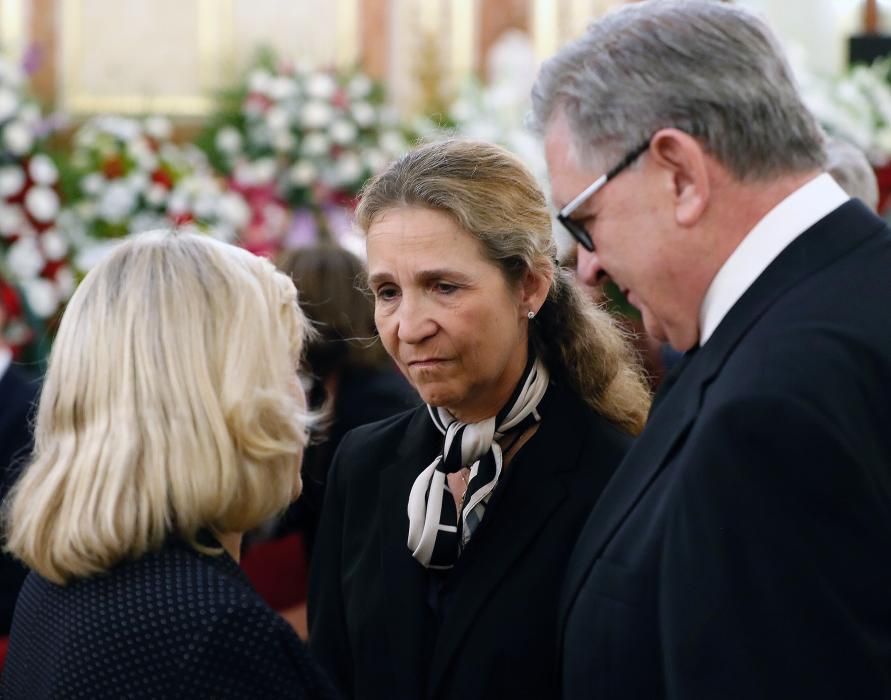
4;231;311;583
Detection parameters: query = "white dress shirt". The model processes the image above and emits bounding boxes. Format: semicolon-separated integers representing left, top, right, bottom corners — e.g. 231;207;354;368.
698;173;850;346
0;346;11;382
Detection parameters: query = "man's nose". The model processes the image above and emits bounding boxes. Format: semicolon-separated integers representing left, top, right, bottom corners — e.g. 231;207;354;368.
575;244;608;287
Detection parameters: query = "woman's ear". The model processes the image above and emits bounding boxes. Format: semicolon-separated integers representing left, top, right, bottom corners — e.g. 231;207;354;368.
649;128;710;227
520;265;553;317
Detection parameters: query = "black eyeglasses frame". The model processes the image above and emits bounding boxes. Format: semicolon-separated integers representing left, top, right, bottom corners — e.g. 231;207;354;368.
556;139;651;252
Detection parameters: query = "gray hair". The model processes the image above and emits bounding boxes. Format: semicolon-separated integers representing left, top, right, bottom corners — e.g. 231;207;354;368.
825;137;879;211
530;0;825;180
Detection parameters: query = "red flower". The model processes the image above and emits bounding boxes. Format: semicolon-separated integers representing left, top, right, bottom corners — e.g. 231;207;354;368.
102;156;126;179
151;168;174;189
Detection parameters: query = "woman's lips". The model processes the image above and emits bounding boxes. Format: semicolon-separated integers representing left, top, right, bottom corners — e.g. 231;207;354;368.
408;358;449;369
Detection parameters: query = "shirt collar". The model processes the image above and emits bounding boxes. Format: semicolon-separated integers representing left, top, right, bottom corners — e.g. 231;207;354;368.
0;346;11;381
698;173;849;346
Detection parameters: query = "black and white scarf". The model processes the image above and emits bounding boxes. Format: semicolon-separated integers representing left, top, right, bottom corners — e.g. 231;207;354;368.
406;357;550;569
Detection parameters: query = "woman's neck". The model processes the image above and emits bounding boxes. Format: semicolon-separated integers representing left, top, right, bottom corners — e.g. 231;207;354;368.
215;532;243;562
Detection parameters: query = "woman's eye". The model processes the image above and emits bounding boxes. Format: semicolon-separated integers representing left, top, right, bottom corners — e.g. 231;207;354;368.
434;282;458;295
375;286;399;301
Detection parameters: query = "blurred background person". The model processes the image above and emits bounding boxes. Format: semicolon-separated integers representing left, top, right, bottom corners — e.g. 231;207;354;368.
1;232;337;699
825;136;880;211
244;243;418;638
309;139;650;699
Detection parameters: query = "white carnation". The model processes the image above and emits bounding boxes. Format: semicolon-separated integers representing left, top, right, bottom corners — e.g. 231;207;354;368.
301;132;329;157
55;267;76;299
269;76;298;101
305;73;337;100
288;161;317;187
216;192;250;228
3;120;33;156
25;186;60;223
24;278;58;318
28;154;59;186
347;74;373;100
166;190;190;217
351;101;376;128
302;101;333;129
266;106;290;132
0;165;25;197
248;69;273;95
7;235;44;278
0;87;19;122
251;158;278;185
272;129;296;153
335;153;363;185
329;118;358;145
379;130;407;156
215;126;242;155
81;173;106;196
98;181;137;223
40;228;68;261
0;203;23;235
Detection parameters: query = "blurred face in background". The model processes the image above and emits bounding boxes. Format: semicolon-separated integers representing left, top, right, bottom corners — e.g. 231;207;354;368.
366;206;535;423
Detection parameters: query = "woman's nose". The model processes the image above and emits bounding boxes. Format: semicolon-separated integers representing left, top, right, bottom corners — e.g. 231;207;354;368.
396;296;437;344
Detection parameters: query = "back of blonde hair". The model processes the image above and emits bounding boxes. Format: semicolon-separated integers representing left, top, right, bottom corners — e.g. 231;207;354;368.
4;231;310;584
356;139;650;433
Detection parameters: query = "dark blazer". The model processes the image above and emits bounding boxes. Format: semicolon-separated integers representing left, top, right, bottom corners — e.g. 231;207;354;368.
560;200;891;699
0;534;339;699
308;382;632;700
0;364;39;635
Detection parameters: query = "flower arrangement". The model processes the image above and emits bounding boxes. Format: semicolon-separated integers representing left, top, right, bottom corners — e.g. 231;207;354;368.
0;54;73;355
800;57;891;165
60;114;250;271
199;53;415;256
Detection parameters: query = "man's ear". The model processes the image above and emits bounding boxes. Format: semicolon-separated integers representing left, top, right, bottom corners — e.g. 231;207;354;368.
649;128;710;227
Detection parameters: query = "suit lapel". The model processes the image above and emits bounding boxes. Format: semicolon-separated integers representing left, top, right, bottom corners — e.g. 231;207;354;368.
379;407;440;699
559;199;887;637
426;391;584;694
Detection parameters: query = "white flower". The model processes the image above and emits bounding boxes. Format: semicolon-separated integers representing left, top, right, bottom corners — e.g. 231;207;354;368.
347;74;372;100
0;87;19;122
23;278;58;318
379;130;407;156
215;126;242;155
166;190;189;217
362;148;389;174
193;193;218;221
127;171;150;194
216;192;250;228
301;132;329;157
0;57;23;88
351;101;376;128
302;101;334;129
98;181;137;223
329;118;358;145
269;76;298;101
335;153;363;185
55;267;76;299
305;73;337;100
266;106;290;132
18;103;41;126
3;120;33;156
81;173;106;196
0;203;23;235
129;139;159;171
130;211;166;233
7;235;44;278
28;154;59;186
25;186;60;223
288;161;317;187
251;158;278;185
40;228;68;261
0;165;25;197
144;115;172;140
145;182;168;207
248;69;274;95
232;160;255;187
272;129;296;153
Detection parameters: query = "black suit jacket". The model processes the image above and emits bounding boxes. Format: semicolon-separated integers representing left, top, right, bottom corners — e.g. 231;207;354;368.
1;534;338;699
560;200;891;698
0;364;39;635
308;383;632;700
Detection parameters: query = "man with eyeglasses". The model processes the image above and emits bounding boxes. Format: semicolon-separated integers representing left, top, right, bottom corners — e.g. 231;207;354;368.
531;2;891;698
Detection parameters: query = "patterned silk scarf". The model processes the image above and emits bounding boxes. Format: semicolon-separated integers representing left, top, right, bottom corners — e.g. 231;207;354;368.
406;357;550;569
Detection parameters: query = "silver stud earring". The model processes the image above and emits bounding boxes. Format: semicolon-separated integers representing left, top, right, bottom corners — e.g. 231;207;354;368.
527;310;536;320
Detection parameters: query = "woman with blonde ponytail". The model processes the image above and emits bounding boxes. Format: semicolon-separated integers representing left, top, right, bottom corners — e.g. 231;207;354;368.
1;231;337;699
308;139;650;700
